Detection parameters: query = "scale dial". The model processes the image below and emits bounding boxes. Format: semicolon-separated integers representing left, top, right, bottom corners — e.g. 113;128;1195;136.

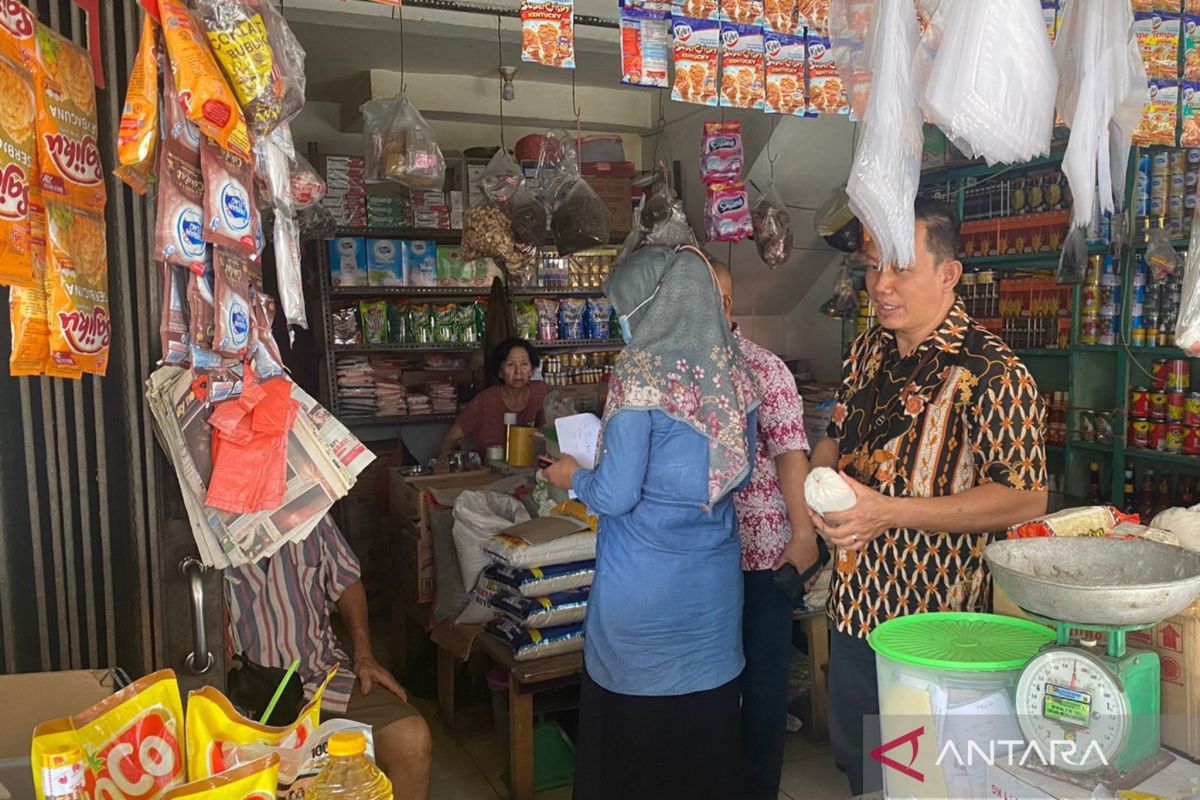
1015;647;1130;773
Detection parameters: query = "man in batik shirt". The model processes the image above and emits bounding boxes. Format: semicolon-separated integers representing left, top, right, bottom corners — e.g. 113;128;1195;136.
808;199;1049;795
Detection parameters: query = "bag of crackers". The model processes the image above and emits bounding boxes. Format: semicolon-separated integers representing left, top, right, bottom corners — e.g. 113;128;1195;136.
46;201;110;376
0;50;37;289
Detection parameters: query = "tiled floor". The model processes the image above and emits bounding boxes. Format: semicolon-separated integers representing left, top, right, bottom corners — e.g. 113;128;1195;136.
416;695;850;800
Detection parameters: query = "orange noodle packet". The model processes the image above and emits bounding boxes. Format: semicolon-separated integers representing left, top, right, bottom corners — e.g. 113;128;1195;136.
31;670;187;800
0;0;37;69
161;755;280;800
10;193;47;376
159;0;251;159
0;51;36;288
115;12;160;196
46;201;110;376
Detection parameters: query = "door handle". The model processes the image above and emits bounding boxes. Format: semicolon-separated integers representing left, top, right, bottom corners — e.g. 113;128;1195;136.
179;556;214;675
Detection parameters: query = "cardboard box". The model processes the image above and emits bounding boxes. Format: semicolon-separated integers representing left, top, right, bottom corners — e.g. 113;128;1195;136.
388;469;502;540
328;237;367;286
583;176;634;234
367;238;404;286
994;585;1200;759
401;240;438;288
399;526;435;604
987;751;1200;799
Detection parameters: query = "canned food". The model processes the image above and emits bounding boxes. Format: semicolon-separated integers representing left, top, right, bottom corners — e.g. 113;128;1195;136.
1151;390;1170;420
1096;412;1115;445
1152;174;1168;195
1131;328;1147;347
1169;358;1191;390
1082;284;1101;315
1172;173;1186;192
1186;426;1200;455
1169;390;1187;421
1154;151;1171;171
1188;171;1198;190
1153;358;1170;389
1150;420;1167;451
1152;196;1167;216
1131;387;1151;418
1079;314;1099;346
1187;392;1200;426
1170;195;1185;217
1189;149;1200;165
1167;423;1185;454
1098;315;1119;346
1130;419;1153;448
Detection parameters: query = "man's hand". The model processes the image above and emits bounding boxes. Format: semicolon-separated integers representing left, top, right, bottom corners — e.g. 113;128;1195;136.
354;653;408;701
542;454;581;491
810;472;896;552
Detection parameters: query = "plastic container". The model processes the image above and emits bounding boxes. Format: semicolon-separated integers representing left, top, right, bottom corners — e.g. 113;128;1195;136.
868;612;1053;800
577;135;625;164
307;731;392;799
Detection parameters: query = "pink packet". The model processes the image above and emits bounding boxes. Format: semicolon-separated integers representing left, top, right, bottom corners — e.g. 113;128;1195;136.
705;181;752;242
699;120;743;184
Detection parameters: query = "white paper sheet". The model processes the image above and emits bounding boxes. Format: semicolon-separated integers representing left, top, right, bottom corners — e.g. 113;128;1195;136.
555;413;603;500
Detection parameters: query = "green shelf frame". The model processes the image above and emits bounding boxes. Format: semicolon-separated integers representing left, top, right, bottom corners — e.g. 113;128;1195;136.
1124;446;1200;469
1015;349;1070;358
919;151;1065;184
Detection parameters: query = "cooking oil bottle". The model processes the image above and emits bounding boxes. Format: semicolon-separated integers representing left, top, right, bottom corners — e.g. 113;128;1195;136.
307;731;393;799
41;744;89;799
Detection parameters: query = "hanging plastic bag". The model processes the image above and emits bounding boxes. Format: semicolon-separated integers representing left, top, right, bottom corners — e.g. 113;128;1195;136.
1055;227;1088;285
751;182;792;267
296;202;336;240
830;262;858;316
536;132;611;255
364;93;446;188
1175;213;1200;356
814;186;861;253
481;149;546;248
1145;225;1184;281
289;153;326;210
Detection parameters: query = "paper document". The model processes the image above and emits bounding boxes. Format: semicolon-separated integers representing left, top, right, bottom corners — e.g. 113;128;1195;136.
555;413;602;469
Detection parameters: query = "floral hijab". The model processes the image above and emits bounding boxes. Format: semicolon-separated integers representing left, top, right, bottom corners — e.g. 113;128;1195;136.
603;246;760;505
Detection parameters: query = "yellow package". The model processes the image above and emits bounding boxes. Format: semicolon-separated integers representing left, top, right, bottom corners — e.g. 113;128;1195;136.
46;201;109;376
186;669;335;780
10;196;47;376
0;51;36;288
115;13;160;196
161;754;280;800
31;669;187;800
159;0;251;159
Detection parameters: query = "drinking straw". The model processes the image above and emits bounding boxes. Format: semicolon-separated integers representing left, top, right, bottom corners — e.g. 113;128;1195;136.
260;658;301;724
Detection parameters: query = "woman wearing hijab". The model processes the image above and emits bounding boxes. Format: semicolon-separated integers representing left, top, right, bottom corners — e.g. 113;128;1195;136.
544;246;760;800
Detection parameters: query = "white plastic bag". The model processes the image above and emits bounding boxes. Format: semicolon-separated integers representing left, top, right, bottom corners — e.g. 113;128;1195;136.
1175;213;1200;356
452;491;531;624
362;93;446;188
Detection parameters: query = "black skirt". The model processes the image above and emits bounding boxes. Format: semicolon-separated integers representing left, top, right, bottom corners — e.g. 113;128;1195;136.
573;667;742;800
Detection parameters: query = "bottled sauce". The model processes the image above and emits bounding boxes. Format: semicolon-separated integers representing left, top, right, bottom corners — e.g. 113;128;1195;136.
1154;472;1174;518
1138;469;1156;519
1123;468;1136;513
1086;462;1102;503
1180;476;1196;507
307;731;392;800
41;745;88;800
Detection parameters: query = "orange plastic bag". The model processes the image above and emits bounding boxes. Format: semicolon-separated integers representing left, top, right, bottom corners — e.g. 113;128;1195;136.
0;0;38;70
185;669;334;780
31;669;187;800
0;51;36;288
161;755;280;799
159;0;252;159
115;13;160;196
10;196;48;376
34;24;106;213
46;201;110;376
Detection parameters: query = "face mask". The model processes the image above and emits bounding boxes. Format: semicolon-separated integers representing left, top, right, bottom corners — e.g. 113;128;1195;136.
617;284;662;345
619;315;633;343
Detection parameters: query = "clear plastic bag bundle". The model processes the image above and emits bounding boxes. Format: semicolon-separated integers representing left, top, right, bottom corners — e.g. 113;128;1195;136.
922;0;1057;166
751;182;792;268
480;149;547;248
1146;226;1184;281
831;263;859;316
362;93;446;188
1055;227;1088;285
536;131;610;256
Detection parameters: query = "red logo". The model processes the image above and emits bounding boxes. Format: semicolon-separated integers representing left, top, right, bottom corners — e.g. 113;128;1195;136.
58;306;110;354
870;726;925;782
0;163;28;220
1159;623;1182;653
0;0;34;39
86;710;183;799
43;133;103;186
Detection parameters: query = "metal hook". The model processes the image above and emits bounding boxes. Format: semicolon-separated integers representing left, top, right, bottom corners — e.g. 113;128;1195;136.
497;15;507;150
571;71;582;120
398;4;407;94
767;115;780;183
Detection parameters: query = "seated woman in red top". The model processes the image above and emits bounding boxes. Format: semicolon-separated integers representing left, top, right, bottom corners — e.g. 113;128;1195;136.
440;338;550;458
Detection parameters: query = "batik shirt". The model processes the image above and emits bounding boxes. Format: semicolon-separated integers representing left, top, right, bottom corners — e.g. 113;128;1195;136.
825;300;1046;638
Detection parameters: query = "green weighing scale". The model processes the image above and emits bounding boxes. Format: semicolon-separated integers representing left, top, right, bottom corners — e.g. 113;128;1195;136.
986;537;1200;790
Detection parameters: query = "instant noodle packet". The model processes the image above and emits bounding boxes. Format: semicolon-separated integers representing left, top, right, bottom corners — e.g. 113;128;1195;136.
10;195;48;375
720;22;765;110
31;669;187;800
0;0;38;69
185;669;334;780
201;135;259;256
806;33;848;116
0;52;36;288
159;0;252;159
34;25;105;213
521;0;575;69
671;17;720;106
46;201;109;376
764;32;806;115
162;754;280;800
115;13;160;196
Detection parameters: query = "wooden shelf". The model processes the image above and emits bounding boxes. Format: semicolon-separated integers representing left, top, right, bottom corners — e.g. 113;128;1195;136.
340;413;459;428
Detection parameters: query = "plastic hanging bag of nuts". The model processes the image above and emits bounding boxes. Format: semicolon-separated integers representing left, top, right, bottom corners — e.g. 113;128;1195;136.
751;181;792;268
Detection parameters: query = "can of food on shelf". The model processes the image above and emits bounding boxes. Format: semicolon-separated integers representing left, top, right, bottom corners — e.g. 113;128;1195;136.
1079;314;1099;346
1171;149;1187;171
1153;358;1170;389
1151;195;1167;217
1152;173;1168;195
1187;392;1200;426
1098;315;1119;346
1189;149;1200;165
1130;419;1153;448
1170;195;1185;220
1151;390;1170;420
1167;423;1186;453
1132;328;1147;347
1081;283;1100;315
1131;387;1151;418
1168;390;1187;421
1189;192;1198;212
1096;412;1115;444
1186;426;1200;455
1149;420;1166;450
1154;151;1171;172
1169;359;1192;390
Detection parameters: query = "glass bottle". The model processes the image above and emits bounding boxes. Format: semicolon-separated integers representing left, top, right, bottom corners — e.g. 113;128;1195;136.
1138;469;1157;519
1086;462;1102;503
1123;468;1136;514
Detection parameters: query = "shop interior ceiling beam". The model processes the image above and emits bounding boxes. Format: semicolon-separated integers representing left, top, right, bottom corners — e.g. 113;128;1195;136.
339;68;657;134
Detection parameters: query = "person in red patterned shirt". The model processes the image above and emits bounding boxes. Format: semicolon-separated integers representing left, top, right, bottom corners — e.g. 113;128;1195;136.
713;261;822;800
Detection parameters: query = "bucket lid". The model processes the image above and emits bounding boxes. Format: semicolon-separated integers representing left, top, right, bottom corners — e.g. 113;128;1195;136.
868;612;1053;672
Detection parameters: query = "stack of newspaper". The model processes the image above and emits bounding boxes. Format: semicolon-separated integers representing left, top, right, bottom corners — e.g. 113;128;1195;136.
145;366;376;568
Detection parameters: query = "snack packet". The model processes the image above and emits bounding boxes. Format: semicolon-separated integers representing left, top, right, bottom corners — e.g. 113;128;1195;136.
764;32;805;115
1183;82;1200;147
189;257;224;372
671;17;720;106
700;121;743;184
534;297;559;341
521;0;576;69
433;302;459;344
796;0;830;35
159;0;251;158
1185;15;1200;82
1135;10;1181;82
34;25;105;213
185;670;333;781
10;197;48;376
201;136;259;256
751;182;793;267
705;181;752;243
457;303;478;344
158;143;208;271
806;33;848;115
31;670;187;800
1133;79;1179;147
514;299;538;341
723;0;764;27
0;0;37;69
162;755;280;800
619;5;670;88
387;299;410;343
361;299;389;344
163;65;202;165
585;297;613;339
558;297;586;340
409;302;434;344
0;53;35;288
719;24;765;109
160;262;192;365
196;0;289;136
46;202;109;376
212;247;253;358
763;0;798;33
115;14;160;196
674;0;719;20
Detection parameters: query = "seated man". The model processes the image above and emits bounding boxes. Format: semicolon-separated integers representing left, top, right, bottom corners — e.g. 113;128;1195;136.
225;515;432;799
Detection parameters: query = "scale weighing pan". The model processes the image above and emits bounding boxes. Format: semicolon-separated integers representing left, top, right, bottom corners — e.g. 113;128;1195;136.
985;537;1200;625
